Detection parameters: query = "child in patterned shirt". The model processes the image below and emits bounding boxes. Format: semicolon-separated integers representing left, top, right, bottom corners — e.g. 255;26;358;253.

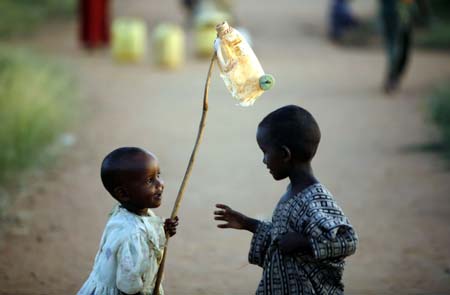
214;105;358;295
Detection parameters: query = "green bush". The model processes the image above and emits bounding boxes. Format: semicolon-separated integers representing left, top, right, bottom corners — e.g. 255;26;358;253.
0;47;77;182
429;0;450;19
429;84;450;157
416;21;450;50
0;0;76;38
413;1;450;50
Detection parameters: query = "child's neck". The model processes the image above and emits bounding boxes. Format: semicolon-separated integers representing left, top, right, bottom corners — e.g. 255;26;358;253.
288;162;318;196
122;203;149;216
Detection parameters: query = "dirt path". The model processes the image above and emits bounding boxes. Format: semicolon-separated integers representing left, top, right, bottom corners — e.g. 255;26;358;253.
1;1;450;294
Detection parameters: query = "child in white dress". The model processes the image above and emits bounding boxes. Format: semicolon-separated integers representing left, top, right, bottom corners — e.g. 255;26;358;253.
78;147;179;295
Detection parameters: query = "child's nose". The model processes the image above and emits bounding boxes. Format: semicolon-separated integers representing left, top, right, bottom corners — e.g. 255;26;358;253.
156;178;164;189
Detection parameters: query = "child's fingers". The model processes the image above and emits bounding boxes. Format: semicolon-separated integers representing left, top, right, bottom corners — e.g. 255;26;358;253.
214;216;227;221
214;210;225;215
216;204;230;210
167;221;178;227
217;223;229;228
166;218;179;225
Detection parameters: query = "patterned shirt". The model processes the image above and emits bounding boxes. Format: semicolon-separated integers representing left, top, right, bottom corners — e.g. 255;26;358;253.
249;183;358;295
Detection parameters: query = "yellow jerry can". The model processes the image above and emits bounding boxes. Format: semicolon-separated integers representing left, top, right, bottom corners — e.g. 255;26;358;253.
152;24;185;69
194;9;231;58
112;18;147;63
195;25;218;57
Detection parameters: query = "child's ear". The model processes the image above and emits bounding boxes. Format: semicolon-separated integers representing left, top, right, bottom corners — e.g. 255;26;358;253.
281;145;292;162
114;186;130;203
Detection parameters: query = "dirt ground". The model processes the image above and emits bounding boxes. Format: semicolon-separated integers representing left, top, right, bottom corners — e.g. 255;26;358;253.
1;1;450;294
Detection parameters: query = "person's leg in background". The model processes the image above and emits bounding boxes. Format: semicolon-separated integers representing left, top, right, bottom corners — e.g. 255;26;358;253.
380;0;399;93
380;0;414;94
393;21;412;87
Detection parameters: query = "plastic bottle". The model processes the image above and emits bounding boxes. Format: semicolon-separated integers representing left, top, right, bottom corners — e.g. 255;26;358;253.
214;21;274;106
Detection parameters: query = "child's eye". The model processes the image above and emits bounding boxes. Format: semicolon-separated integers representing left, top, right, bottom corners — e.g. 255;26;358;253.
146;173;161;184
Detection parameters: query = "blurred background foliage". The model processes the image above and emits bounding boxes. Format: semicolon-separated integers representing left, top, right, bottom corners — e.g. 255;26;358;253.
0;48;78;182
428;83;450;160
421;1;450;159
0;0;76;38
428;0;450;19
415;0;450;49
0;0;78;192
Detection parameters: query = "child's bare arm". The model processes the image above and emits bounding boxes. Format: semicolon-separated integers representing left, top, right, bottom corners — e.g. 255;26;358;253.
278;232;313;255
214;204;259;233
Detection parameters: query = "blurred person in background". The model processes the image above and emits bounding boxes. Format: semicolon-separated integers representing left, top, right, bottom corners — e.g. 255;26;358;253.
329;0;359;42
181;0;234;26
79;0;110;48
379;0;415;94
181;0;199;17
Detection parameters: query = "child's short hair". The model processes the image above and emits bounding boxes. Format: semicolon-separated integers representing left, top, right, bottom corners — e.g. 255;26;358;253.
258;105;321;162
101;147;146;196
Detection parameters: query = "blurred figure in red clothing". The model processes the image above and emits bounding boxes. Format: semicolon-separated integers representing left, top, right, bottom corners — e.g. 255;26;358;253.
79;0;110;49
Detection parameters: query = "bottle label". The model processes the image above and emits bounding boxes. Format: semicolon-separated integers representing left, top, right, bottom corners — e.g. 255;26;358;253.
221;26;232;37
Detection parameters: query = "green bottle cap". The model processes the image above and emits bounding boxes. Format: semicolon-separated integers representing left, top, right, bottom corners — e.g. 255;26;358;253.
259;74;275;91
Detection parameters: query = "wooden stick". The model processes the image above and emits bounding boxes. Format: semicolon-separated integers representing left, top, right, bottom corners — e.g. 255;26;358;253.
153;52;216;294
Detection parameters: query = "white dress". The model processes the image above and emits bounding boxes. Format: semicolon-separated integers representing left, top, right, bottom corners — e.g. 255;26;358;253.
78;205;166;295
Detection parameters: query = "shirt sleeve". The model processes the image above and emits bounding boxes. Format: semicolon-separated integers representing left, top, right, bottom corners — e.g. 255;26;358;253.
116;234;151;294
248;221;273;267
303;201;358;261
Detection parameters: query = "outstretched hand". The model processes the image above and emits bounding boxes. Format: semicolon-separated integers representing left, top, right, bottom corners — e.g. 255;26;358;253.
214;204;258;232
164;216;179;237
